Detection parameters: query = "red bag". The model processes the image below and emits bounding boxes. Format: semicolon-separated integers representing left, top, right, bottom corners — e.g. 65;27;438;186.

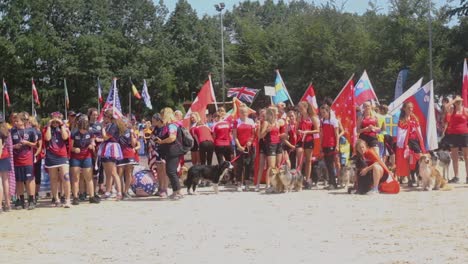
379;179;400;194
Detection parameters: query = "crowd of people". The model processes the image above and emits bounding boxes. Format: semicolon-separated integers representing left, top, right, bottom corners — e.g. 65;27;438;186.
0;94;467;212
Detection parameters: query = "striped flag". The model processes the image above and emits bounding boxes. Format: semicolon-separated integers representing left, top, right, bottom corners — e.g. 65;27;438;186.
32;78;40;106
98;78;123;121
3;79;10;107
354;70;378;106
272;70;294;105
131;79;142;99
64;78;69;109
98;78;103;104
141;79;152;110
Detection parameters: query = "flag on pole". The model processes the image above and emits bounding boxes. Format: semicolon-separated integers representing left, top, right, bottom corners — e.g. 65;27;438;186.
463;59;468;107
32;78;40;106
97;78;103;104
300;83;318;111
64;78;69;109
98;78;123;121
272;70;294;106
3;79;10;107
141;79;153;110
131;79;142;99
354;70;378;106
183;75;217;127
394;68;409;101
332;76;356;145
388;78;423;115
227;87;259;103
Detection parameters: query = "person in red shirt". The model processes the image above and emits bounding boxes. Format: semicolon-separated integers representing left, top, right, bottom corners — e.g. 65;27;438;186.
45;112;71;207
189;112;200;166
12;112;37;210
70;116;100;205
443;95;468;183
320;104;339;189
355;139;392;194
357;101;380;155
259;107;282;192
296;101;320;187
282;110;297;169
0;114;11;211
213;107;232;165
117;120;138;199
194;121;215;166
233;106;255;191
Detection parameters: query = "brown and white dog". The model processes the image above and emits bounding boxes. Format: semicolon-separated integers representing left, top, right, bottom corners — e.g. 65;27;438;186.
279;165;303;192
269;167;286;193
338;163;356;191
418;154;451;191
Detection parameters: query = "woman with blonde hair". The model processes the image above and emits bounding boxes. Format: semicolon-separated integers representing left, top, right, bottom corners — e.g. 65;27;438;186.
189;112;201;166
156;107;183;200
259;107;281;192
296;101;320;187
357;101;380;155
99;109;126;200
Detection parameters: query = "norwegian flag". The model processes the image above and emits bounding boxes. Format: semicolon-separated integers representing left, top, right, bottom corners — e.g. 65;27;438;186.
98;78;123;121
32;78;40;106
97;78;103;104
3;79;10;107
227;87;259;103
300;83;318;112
332;76;356;145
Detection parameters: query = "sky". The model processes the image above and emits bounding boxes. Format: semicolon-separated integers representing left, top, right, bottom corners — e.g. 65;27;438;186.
162;0;453;17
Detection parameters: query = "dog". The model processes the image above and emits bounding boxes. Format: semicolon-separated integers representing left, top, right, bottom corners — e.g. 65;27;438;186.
431;150;451;181
269;167;286;193
185;161;234;194
278;164;303;192
179;165;189;185
347;155;373;194
311;158;328;187
418;154;451;191
338;162;356;191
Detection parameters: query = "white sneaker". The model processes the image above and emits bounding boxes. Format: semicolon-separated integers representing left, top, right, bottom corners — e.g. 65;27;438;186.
254;185;260;192
236;186;243;192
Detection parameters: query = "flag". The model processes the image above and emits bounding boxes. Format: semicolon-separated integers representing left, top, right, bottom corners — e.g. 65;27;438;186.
354;70;378;106
300;83;318;111
98;78;123;121
404;81;438;151
226;97;256;121
141;79;152;110
394;68;409;101
3;79;10;107
98;78;103;104
32;78;40;106
227;87;259;103
463;59;468;107
272;70;294;105
183;75;217;127
332;76;356;145
388;78;423;115
131;79;142;99
64;78;69;109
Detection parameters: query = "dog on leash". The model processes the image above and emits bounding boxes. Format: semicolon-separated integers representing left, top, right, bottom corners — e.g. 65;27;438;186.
185;161;234;194
338;162;355;190
418;154;451;191
431;150;451;181
279;164;303;192
269;167;286;193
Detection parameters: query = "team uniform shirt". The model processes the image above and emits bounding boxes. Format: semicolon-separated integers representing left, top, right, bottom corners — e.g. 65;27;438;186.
33;128;45;160
287;123;298;146
0;135;10;159
194;125;214;143
446;112;468;135
266;124;281;144
234;118;255;146
119;128;136;159
11;127;37;166
298;117;314;142
89;122;104;138
360;116;378;137
321;118;339;148
213;121;232;146
71;130;93;160
104;123;120;143
45;126;70;158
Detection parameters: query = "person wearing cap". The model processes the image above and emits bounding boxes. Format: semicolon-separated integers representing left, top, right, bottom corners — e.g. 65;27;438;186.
0;113;12;212
443;95;468;183
44;112;72;207
11;112;37;210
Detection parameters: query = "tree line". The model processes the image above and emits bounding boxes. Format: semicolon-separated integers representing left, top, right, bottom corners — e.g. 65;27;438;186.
0;0;466;118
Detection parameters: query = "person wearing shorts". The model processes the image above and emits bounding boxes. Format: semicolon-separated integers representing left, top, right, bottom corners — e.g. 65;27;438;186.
11;112;37;210
259;107;282;192
357;102;380;154
189;112;200;166
44;112;71;208
88;108;105;195
117;120;137;199
0;115;11;212
233;107;255;191
213;108;233;164
70;116;100;205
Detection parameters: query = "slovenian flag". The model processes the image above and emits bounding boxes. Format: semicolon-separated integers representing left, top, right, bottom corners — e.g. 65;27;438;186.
354;70;378;106
3;79;10;107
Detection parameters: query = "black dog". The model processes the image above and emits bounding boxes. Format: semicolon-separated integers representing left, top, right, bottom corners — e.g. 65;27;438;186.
185;161;234;194
348;155;373;195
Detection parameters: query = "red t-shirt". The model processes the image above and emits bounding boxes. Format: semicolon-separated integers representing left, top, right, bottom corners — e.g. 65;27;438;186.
45;126;70;158
321;118;338;148
234;118;255;146
71;130;93;160
213;121;231;146
11;127;37;166
446;112;468;135
119;129;136;159
267;124;281;144
0;136;9;159
363;149;389;175
194;125;214;143
361;116;378;137
288;123;298;146
298;117;314;142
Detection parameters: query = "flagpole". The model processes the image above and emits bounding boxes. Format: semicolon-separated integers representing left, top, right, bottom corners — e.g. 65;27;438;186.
332;74;355;105
64;78;68;120
129;91;131;119
97;77;101;113
113;78;116;117
31;78;34;116
2;79;5;115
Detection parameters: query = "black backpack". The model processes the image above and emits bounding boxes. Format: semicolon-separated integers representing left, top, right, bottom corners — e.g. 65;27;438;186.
176;126;194;154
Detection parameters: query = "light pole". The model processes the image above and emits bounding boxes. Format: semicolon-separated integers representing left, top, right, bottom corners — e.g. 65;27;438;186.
428;0;433;81
215;2;226;105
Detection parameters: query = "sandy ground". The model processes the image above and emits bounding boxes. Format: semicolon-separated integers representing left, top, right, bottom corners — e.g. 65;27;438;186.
1;160;468;264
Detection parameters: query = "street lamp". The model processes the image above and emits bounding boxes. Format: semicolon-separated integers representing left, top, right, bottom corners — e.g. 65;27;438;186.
427;0;433;81
215;2;226;105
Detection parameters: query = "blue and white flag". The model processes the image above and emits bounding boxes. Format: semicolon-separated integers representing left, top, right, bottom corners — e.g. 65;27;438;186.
394;68;409;101
142;79;153;110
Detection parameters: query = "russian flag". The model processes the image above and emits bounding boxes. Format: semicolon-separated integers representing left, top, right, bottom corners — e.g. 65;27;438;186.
354;70;378;106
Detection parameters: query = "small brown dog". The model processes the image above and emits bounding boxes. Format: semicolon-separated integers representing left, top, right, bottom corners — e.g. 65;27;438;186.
279;165;303;192
418;154;451;191
269;168;286;193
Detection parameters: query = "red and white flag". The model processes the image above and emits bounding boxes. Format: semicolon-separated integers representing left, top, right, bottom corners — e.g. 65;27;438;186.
98;78;103;104
32;78;40;106
463;59;468;107
300;83;318;112
3;79;10;107
183;75;217;127
332;75;356;145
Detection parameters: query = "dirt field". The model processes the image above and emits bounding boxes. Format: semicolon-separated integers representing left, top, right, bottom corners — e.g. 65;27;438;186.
1;177;468;264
